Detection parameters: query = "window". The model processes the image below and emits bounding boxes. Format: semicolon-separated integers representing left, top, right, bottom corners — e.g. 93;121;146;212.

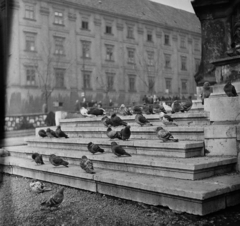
181;56;187;71
25;33;36;52
106;73;114;91
81;40;91;58
106;45;114;61
127;27;134;39
164;54;171;68
54;37;65;55
54;11;64;25
81;21;89;30
83;71;91;89
165;78;172;93
181;80;188;93
180;36;186;49
128;75;136;92
164;34;170;45
148;76;155;93
127;48;135;64
26;66;36;86
194;39;200;51
195;58;200;72
55;69;65;88
147;51;154;65
25;5;34;19
106;26;112;34
147;32;152;42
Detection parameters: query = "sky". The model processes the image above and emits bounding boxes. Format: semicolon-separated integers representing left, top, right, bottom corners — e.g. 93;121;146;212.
150;0;195;13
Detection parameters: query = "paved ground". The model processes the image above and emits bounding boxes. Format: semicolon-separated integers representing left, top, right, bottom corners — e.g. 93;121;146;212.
1;136;35;147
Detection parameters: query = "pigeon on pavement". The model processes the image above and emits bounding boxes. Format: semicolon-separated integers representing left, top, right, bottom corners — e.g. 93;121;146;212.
120;125;131;140
49;154;69;167
106;126;122;140
46;128;58;138
180;96;193;112
40;188;64;209
111;142;131;157
135;113;152;126
32;152;40;161
159;112;178;126
171;100;183;114
201;82;212;104
34;154;44;165
101;116;113;127
156;126;178;142
30;180;52;193
55;125;69;138
87;142;104;154
111;113;128;127
80;156;95;174
38;129;47;138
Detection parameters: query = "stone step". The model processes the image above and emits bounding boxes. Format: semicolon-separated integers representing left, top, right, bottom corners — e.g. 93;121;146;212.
1;156;240;216
6;145;236;180
25;137;204;158
171;112;210;126
35;126;204;141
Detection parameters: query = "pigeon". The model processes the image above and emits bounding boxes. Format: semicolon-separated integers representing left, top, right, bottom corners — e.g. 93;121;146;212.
224;80;238;97
111;113;128;127
159;112;178;126
120;125;131;140
32;152;40;161
158;103;167;114
88;107;106;116
87;142;104;154
111;142;131;157
0;149;10;157
156;126;178;142
34;154;44;165
171;100;183;114
135;113;152;126
118;104;132;116
80;156;95;174
201;82;212;104
41;188;64;209
163;102;172;112
106;126;122;140
30;180;52;193
38;129;47;138
55;126;69;138
101;116;113;127
133;106;143;114
80;107;91;117
46;128;58;138
180;96;192;112
49;154;69;167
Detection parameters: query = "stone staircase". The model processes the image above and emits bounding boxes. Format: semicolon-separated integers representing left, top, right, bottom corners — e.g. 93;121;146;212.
1;101;240;216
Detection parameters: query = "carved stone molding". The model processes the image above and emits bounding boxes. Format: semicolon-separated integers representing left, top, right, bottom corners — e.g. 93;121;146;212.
137;27;143;34
117;23;123;31
172;34;178;41
68;12;77;21
94;18;101;26
40;6;49;16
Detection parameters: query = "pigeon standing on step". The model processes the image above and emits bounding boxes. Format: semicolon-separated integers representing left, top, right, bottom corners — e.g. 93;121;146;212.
55;126;69;138
40;188;64;209
106;126;122;140
46;128;58;138
180;96;193;112
156;126;178;142
201;82;212;104
87;142;105;154
135;113;152;126
32;152;40;161
111;142;131;157
30;180;52;193
111;113;128;127
120;125;131;140
38;129;47;138
0;149;10;157
101;116;113;127
159;112;178;126
88;107;106;116
171;100;183;114
49;154;69;167
80;156;95;174
224;80;238;97
34;154;44;165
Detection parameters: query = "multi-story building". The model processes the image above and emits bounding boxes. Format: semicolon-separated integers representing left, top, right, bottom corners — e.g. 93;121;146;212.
1;0;201;114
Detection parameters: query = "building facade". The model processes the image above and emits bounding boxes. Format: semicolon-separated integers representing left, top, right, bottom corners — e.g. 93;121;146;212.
2;0;201;114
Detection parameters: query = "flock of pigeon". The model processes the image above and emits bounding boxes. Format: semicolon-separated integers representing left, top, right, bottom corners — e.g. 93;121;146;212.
30;97;194;210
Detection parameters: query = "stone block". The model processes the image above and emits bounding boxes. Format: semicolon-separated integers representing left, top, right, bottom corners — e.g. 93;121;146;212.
204;96;240;121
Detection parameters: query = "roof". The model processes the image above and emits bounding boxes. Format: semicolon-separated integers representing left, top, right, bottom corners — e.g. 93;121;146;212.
68;0;201;33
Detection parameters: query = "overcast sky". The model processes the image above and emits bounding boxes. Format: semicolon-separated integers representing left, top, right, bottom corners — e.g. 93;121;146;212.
150;0;195;13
